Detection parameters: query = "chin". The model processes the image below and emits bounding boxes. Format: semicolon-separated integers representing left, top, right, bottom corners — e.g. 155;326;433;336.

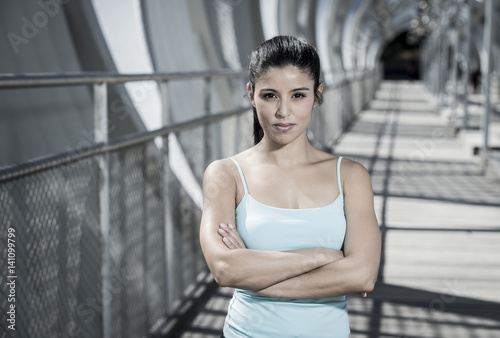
268;135;299;146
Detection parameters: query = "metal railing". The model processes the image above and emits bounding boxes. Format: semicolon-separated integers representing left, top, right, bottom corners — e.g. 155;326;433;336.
0;69;252;338
0;67;381;338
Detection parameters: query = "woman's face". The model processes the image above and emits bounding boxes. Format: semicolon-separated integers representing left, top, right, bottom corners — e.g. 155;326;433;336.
248;65;322;146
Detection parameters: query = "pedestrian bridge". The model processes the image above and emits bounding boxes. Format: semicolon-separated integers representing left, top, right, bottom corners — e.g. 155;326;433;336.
0;1;499;338
164;81;500;337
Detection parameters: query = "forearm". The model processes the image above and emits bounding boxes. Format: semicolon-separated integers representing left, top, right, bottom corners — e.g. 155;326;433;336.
213;246;337;290
255;256;378;299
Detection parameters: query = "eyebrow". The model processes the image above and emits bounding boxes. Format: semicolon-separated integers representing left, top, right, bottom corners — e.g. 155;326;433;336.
259;87;311;93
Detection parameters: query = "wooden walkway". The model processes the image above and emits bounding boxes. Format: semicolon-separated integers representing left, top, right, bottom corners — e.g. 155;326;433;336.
162;81;500;338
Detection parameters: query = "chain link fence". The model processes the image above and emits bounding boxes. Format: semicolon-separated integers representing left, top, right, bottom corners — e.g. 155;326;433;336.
1;158;102;338
0;116;252;338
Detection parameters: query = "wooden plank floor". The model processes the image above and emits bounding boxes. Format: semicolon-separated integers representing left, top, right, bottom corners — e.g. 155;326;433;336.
164;81;500;338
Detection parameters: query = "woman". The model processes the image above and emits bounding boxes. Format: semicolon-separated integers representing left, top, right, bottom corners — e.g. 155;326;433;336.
199;35;381;337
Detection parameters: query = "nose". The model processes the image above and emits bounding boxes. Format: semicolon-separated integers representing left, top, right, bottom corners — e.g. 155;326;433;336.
275;98;289;118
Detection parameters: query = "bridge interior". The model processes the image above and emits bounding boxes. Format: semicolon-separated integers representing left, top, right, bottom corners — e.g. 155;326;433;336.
0;1;499;338
164;81;500;338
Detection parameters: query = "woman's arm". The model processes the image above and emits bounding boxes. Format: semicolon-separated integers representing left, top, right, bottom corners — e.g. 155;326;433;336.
199;159;342;291
247;160;381;299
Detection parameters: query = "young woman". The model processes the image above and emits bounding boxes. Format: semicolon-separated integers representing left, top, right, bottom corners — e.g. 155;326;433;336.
199;35;381;337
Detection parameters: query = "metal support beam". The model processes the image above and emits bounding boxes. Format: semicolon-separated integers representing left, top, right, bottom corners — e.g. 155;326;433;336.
439;13;450;105
481;0;494;156
450;25;459;116
94;82;111;338
160;80;177;315
460;1;471;130
204;77;212;170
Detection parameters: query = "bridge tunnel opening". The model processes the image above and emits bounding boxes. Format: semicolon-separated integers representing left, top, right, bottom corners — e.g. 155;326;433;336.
381;30;422;81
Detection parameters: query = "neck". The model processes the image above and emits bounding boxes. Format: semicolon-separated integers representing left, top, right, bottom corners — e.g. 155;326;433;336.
255;135;315;168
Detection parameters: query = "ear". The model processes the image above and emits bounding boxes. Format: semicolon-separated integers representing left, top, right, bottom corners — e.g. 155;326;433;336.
314;83;324;107
247;83;255;107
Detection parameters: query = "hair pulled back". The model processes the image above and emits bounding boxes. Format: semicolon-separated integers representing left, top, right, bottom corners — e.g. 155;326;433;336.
248;35;323;144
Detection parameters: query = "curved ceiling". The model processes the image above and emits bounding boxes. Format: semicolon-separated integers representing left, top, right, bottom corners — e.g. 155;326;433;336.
1;0;498;167
270;0;418;83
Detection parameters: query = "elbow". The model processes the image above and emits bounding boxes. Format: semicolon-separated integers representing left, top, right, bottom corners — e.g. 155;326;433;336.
356;266;378;293
362;275;377;293
211;260;233;287
207;251;248;288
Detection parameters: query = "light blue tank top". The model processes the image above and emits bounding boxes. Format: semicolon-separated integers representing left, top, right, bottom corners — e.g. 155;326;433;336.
223;157;349;338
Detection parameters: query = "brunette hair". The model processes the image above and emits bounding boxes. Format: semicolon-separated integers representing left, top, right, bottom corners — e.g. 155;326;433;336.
248;35;323;144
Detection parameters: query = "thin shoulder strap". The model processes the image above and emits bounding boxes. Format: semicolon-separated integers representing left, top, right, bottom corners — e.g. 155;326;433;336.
337;156;343;196
229;157;248;195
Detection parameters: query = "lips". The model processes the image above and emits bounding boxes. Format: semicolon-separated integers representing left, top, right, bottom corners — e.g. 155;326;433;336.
273;123;295;132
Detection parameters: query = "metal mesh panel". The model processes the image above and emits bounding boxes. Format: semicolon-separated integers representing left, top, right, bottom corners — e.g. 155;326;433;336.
340;84;352;128
107;141;166;338
177;111;253;181
0;159;101;338
177;127;206;184
143;144;168;325
312;84;349;147
0;141;170;338
166;112;252;313
167;167;205;310
217;112;253;158
353;80;364;114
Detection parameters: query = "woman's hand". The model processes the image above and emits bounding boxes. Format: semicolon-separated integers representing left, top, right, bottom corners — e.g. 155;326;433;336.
218;223;247;249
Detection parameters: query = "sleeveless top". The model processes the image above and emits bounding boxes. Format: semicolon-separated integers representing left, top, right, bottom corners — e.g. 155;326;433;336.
223;157;349;338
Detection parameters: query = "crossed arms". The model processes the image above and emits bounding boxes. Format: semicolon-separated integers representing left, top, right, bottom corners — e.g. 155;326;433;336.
199;158;381;299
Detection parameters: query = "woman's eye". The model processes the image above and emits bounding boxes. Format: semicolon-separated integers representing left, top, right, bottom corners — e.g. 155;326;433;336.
262;93;277;99
292;93;306;99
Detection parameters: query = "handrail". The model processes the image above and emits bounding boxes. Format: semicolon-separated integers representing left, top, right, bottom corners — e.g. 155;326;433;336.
0;69;248;89
0;68;379;90
0;105;251;182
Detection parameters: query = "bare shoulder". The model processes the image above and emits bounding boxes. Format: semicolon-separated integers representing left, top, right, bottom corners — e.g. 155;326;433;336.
339;158;373;190
203;157;240;194
204;158;234;178
340;157;369;176
203;157;241;187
